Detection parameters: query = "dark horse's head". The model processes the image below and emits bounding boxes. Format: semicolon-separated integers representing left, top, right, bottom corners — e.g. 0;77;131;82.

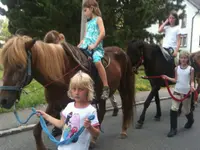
127;40;145;74
0;36;35;109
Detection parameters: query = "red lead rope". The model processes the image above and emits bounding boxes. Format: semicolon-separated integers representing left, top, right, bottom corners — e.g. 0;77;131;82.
142;76;198;102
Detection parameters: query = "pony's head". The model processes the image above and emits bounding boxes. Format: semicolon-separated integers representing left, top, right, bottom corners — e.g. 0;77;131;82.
0;35;36;108
127;40;144;74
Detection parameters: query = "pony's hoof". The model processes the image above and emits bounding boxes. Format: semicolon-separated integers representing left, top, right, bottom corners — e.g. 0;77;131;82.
135;122;143;129
154;116;161;121
120;132;127;139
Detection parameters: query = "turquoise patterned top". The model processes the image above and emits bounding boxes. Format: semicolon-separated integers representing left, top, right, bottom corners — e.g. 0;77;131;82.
80;17;103;53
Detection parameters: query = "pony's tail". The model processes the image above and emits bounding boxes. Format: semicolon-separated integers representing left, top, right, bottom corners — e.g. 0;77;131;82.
120;51;135;129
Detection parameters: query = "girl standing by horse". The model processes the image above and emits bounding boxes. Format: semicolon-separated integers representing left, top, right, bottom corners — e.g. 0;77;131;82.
161;51;195;137
77;0;110;100
158;10;181;58
37;71;100;150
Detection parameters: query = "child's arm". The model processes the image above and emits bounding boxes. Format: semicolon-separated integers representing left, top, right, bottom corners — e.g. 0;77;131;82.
190;67;195;91
88;17;105;50
158;19;169;33
78;24;87;47
84;118;100;138
173;34;181;57
37;110;65;129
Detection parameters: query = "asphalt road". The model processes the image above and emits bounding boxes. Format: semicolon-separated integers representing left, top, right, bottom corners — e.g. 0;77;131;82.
0;99;200;150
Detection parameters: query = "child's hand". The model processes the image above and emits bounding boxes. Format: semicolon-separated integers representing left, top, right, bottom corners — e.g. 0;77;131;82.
84;118;91;129
164;18;169;24
88;44;96;50
190;86;195;92
161;75;168;80
77;43;81;48
36;110;46;117
173;51;178;57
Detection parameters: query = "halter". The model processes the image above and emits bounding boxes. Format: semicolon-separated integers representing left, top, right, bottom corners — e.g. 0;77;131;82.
132;55;144;74
0;50;32;100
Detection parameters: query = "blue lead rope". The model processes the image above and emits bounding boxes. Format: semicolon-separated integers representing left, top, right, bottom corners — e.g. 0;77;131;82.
13;106;95;146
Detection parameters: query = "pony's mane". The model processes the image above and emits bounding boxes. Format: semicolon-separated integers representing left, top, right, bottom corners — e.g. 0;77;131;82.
1;35;66;82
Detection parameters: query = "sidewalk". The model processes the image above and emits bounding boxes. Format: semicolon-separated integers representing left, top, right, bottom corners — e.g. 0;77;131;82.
0;88;170;136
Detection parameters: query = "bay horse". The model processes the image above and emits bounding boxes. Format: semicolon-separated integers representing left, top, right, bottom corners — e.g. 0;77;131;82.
0;35;135;150
127;40;197;129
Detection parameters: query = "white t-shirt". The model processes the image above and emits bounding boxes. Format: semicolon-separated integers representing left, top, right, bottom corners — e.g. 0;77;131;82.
162;25;181;50
174;65;191;94
58;102;99;150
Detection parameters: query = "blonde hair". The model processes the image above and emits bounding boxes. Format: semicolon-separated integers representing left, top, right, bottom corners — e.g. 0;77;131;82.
179;50;190;65
68;71;94;102
83;0;102;16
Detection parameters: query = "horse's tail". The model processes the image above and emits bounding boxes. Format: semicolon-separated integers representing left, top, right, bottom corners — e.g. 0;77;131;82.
120;51;136;128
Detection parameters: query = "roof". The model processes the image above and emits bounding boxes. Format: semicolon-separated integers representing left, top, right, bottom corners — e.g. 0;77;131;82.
188;0;200;9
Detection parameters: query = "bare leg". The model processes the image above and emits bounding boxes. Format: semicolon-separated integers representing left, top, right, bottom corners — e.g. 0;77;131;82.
95;61;108;86
95;61;110;100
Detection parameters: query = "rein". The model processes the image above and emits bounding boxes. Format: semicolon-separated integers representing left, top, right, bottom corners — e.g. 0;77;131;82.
142;75;198;102
14;105;94;146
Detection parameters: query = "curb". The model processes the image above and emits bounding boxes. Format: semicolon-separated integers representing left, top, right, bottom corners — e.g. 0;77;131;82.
0;96;171;137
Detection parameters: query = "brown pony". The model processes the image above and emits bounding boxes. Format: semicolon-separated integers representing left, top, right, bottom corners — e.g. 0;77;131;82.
0;35;135;150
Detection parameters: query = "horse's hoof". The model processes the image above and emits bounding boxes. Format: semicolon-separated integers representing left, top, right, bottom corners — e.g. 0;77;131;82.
120;132;128;139
135;122;143;129
154;116;161;121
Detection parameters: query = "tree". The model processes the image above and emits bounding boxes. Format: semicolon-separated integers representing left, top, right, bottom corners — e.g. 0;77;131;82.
0;18;11;41
0;0;82;44
0;0;185;47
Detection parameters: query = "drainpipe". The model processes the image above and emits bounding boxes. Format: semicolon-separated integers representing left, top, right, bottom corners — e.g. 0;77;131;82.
190;9;200;52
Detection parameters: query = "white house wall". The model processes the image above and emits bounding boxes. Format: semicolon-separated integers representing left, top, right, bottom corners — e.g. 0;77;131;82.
181;1;200;52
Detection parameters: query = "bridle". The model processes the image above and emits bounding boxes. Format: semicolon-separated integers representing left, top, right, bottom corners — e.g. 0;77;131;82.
0;50;32;100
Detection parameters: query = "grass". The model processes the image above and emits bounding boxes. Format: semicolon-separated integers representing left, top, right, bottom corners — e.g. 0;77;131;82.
0;70;150;113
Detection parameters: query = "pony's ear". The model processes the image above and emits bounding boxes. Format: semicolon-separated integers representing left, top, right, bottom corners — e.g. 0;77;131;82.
25;38;37;51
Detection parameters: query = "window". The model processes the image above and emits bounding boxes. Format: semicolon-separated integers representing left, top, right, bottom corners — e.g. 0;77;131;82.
180;34;187;47
181;14;187;28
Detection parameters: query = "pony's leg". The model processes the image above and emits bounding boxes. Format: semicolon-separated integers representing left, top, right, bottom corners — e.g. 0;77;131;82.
33;104;57;150
136;86;159;129
154;91;161;121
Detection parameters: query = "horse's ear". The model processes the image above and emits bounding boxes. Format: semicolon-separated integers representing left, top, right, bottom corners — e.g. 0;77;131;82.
25;38;37;51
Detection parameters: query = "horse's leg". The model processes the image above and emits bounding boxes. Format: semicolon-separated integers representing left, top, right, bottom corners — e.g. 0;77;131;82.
33;104;58;150
154;91;161;121
136;86;160;129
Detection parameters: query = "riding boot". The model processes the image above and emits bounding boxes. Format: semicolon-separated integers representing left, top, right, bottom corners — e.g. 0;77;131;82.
167;110;177;137
184;112;194;129
101;86;110;100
